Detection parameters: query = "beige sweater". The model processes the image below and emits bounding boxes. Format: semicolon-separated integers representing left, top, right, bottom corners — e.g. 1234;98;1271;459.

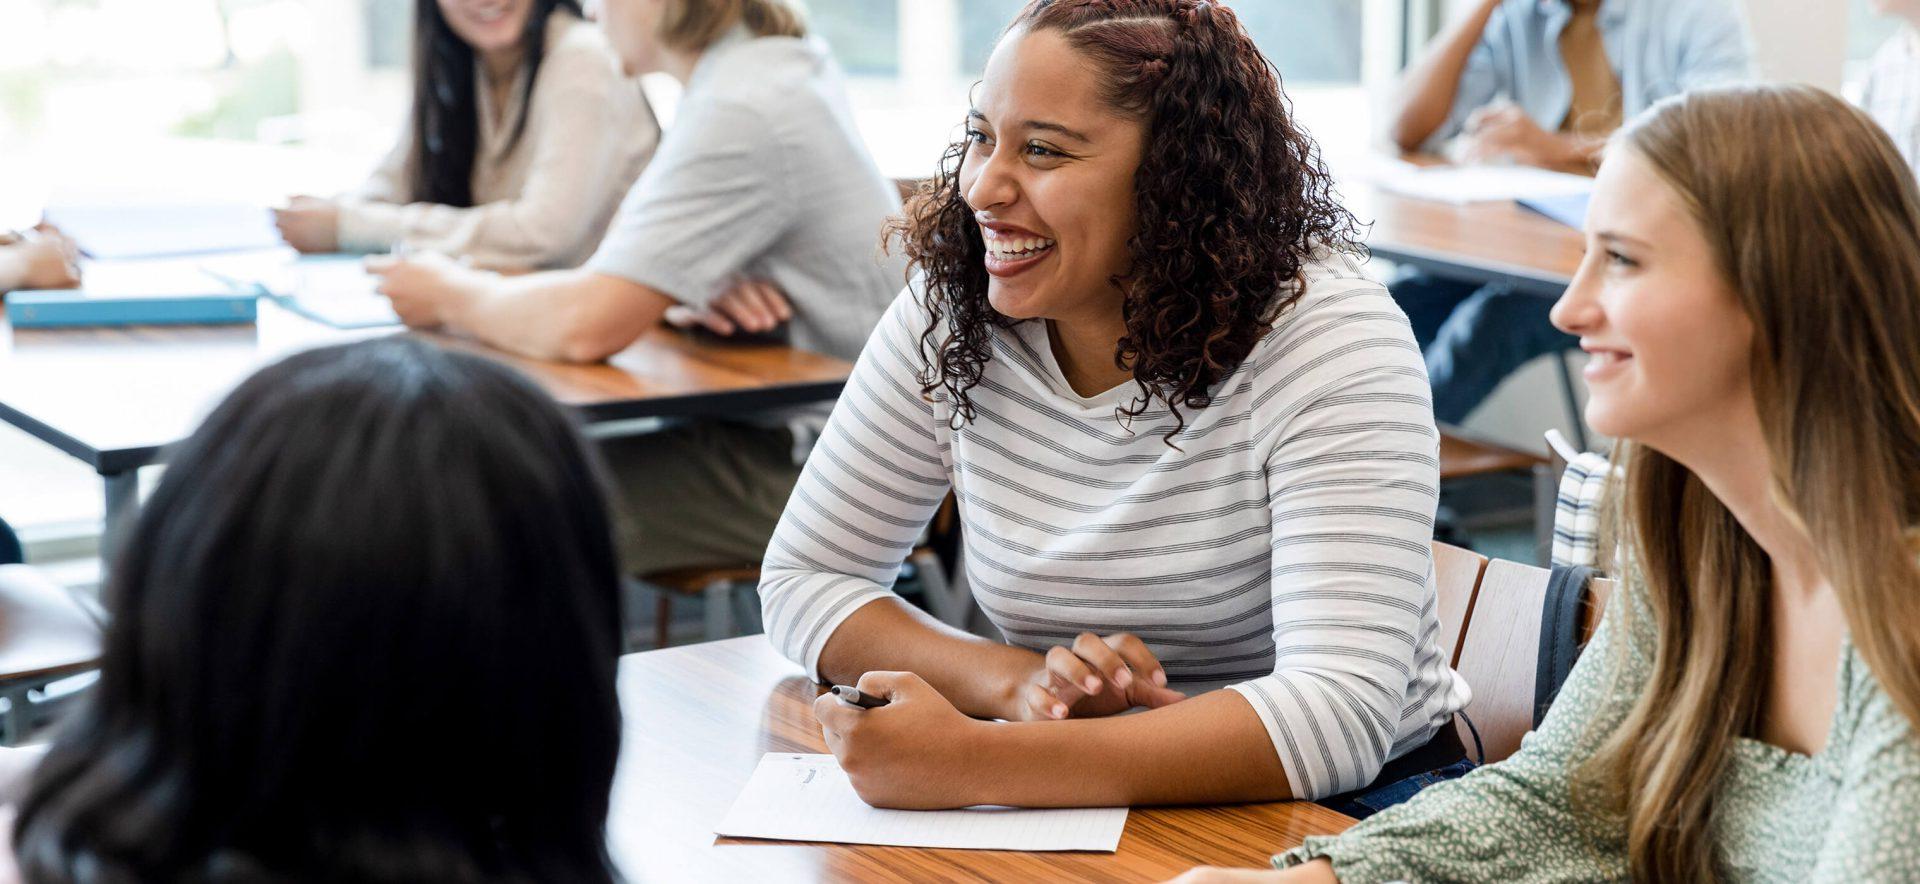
336;12;657;270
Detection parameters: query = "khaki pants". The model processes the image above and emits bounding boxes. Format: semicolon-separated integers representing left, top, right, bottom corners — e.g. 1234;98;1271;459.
601;420;803;576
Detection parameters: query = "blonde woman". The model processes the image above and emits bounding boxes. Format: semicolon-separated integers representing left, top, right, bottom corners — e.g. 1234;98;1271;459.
1177;84;1920;882
369;0;901;577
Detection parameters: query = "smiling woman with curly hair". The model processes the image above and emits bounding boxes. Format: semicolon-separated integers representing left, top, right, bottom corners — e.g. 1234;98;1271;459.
757;0;1469;810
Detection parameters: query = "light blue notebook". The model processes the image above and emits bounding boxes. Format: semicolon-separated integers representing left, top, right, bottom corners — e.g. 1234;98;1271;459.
1518;193;1590;231
43;202;281;260
6;260;257;328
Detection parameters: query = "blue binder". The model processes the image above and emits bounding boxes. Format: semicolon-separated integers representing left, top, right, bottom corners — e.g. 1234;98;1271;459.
6;260;257;328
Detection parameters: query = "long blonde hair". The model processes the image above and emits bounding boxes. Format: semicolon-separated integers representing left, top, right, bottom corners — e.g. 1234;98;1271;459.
1583;84;1920;881
657;0;806;51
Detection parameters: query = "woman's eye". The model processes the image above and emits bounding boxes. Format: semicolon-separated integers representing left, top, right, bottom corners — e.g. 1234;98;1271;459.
1606;249;1638;269
1024;142;1064;159
964;128;992;146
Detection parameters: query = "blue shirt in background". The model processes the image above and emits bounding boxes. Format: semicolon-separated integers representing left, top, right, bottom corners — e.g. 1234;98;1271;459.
1425;0;1756;152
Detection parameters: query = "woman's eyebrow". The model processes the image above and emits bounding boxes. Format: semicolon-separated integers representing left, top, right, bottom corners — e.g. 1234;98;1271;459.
1596;230;1653;250
965;110;1090;143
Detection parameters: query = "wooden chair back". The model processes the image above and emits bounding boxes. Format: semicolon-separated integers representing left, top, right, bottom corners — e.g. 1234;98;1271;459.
1451;558;1554;765
1430;541;1489;669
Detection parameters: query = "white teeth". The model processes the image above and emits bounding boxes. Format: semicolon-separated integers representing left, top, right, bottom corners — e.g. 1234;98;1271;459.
981;227;1056;260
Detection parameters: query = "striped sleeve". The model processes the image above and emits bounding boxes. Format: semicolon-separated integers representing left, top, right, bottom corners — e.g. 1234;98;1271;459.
1227;300;1444;800
758;287;950;678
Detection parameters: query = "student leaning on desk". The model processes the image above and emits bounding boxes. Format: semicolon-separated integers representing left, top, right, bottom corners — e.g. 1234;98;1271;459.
1385;0;1753;427
368;0;900;578
1174;85;1920;884
273;0;658;272
0;226;80;295
3;339;626;881
768;0;1470;814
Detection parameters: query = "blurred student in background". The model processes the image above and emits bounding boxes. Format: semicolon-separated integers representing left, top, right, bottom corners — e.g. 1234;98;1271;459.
10;338;626;882
1385;0;1752;426
1859;0;1920;180
274;0;657;271
369;0;901;584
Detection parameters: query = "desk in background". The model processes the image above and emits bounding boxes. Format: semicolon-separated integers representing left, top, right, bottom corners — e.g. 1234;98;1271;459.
610;636;1357;883
1349;180;1590;448
0;300;853;543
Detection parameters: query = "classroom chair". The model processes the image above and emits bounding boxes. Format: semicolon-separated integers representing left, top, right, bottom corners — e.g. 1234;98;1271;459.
636;496;968;650
1441;555;1615;764
0;565;104;744
1437;424;1558;562
1430;540;1490;669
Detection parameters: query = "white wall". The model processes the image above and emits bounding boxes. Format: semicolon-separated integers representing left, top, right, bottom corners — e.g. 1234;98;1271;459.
1741;0;1850;89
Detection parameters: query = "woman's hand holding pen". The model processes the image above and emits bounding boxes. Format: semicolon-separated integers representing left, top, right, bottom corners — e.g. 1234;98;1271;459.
1014;632;1187;721
814;671;989;810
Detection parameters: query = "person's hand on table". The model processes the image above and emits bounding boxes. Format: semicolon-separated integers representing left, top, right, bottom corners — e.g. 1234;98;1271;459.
814;671;994;810
1013;631;1187;721
0;226;82;292
366;251;483;329
272;195;342;254
1458;103;1582;171
664;279;791;335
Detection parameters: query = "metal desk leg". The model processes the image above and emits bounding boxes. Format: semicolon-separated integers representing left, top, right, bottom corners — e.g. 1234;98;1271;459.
101;469;140;567
1553;350;1590;452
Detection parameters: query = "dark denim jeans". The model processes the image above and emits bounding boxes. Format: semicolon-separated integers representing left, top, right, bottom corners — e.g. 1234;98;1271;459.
1390;272;1576;425
0;516;22;566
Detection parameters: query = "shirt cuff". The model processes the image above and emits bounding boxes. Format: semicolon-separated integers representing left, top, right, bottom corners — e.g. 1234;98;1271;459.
335;200;405;254
584;254;717;310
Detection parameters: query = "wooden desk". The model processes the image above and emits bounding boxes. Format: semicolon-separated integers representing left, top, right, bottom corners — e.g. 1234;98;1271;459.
610;637;1356;883
0;301;852;539
1348;177;1590;446
1353;185;1584;299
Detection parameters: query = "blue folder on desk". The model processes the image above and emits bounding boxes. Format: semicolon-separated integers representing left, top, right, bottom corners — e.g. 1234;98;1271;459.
6;260;257;328
1517;193;1590;231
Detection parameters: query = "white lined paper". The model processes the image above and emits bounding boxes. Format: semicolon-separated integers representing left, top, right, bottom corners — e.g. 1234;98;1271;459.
715;754;1128;852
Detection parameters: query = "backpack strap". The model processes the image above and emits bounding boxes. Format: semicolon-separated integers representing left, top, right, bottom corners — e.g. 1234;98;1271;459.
1534;563;1595;727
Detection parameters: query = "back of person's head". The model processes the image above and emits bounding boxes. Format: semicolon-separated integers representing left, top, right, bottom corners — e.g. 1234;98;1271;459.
1585;83;1920;882
411;0;586;206
657;0;806;52
893;0;1359;439
13;338;624;883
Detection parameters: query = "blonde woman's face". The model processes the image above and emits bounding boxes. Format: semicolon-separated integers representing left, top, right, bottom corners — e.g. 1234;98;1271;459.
1550;148;1756;449
591;0;668;75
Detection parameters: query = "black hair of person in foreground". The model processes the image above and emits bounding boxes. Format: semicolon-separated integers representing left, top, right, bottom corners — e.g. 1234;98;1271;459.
12;338;625;883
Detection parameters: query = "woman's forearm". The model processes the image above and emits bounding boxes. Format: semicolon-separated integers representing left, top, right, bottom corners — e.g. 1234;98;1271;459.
1388;0;1504;152
816;598;1044;720
967;690;1291;807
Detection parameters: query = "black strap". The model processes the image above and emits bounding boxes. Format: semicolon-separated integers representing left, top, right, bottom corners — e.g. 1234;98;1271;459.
1534;564;1595;727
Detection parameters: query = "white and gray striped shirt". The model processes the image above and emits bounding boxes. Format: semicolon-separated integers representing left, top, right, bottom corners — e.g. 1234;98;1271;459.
759;252;1470;799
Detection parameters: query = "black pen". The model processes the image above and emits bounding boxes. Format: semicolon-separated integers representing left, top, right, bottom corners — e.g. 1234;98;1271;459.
829;685;889;708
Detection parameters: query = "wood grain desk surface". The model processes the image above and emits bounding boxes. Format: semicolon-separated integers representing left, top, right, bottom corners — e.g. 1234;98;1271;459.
610;637;1355;883
1350;184;1586;296
0;300;853;472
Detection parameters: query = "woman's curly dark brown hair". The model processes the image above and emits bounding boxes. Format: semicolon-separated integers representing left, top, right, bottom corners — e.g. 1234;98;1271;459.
888;0;1364;440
